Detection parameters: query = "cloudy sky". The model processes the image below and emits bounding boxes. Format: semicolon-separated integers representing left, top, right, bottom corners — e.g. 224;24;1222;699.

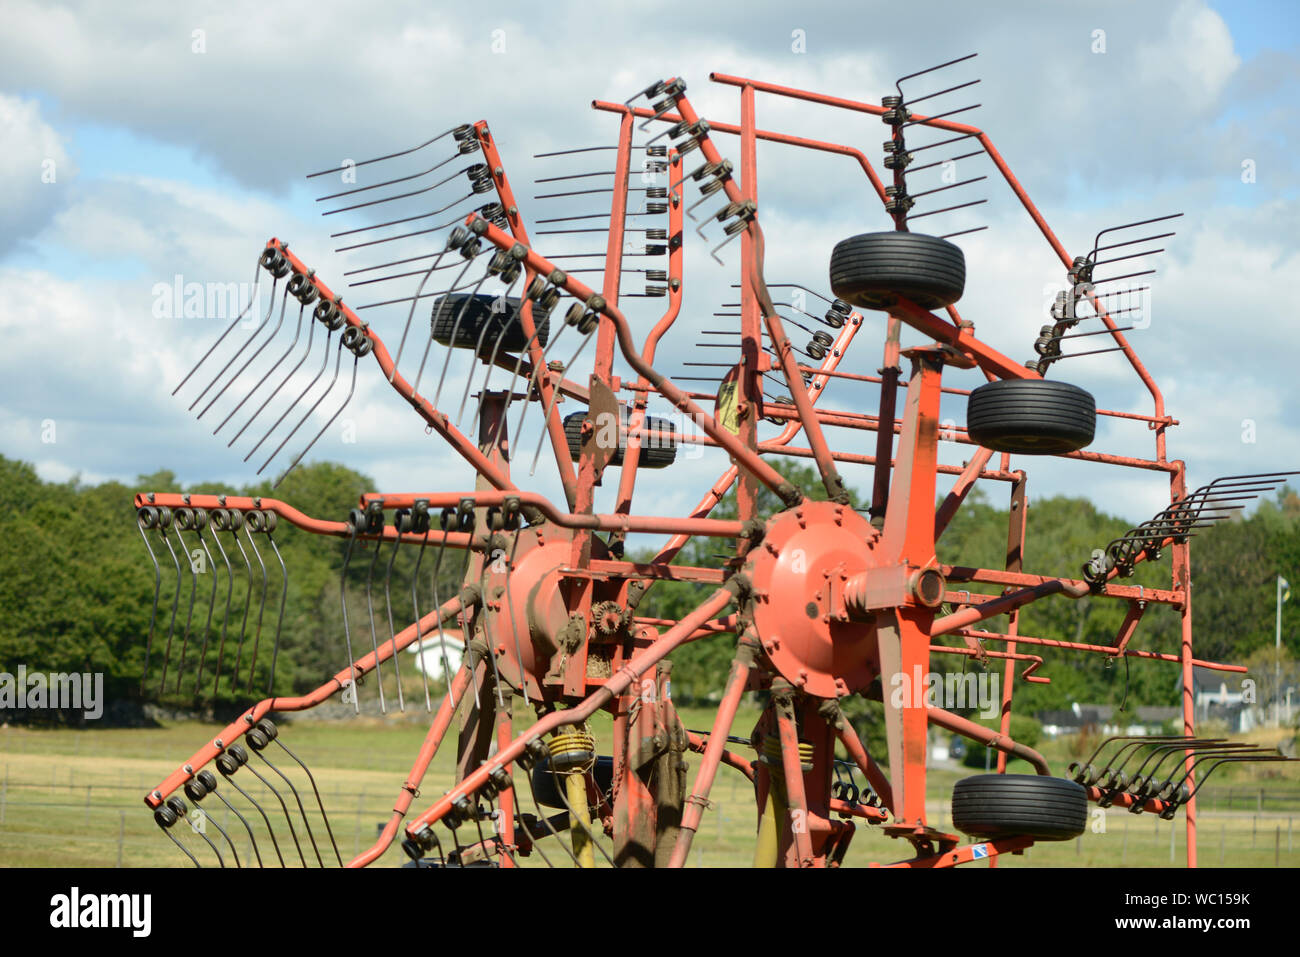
1;0;1296;531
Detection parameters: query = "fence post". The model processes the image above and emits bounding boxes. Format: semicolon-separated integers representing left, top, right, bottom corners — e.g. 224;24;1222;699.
1121;816;1128;863
0;774;6;826
1289;816;1293;853
1220;824;1225;866
117;811;125;868
1169;818;1175;863
1252;815;1257;847
1276;826;1281;867
85;785;92;829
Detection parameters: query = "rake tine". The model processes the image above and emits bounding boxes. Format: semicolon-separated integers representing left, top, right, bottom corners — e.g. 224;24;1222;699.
363;536;394;713
456;282;522;428
187;513;219;695
188;279;283;412
1090;213;1183;261
240;523;270;691
430;271;493;408
229;306;320;449
895;52;978;96
258;336;346;476
197;285;292;421
215;302;307;437
315;148;465;203
204;779;264;868
489;320;551;453
190;812;227;867
226;517;254;694
244;326;336;463
205;514;235;698
321;164;478;217
172;255;263;396
264;529;288;695
185;779;244;868
357;268;497;312
410;514;436;713
413;257;480;398
219;763;287;866
271;733;344;866
382;528;406;712
162;521;197;698
340;522;362;715
240;759;308;866
273;350;361;489
305;125;463;179
136;511;163;691
333;207;476;251
160;820;202;867
392;248;453;380
249;742;324;867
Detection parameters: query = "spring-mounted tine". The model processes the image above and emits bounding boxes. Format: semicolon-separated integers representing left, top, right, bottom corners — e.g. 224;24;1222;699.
245;727;324;867
204;511;235;697
1143;744;1266;800
196;771;264;867
184;510;219;696
306;124;466;180
235;751;308;866
162;515;198;697
180;775;241;867
1128;740;1243;795
1071;733;1165;782
429;273;495;410
363;532;397;712
263;723;343;866
225;513;254;694
228;299;321;449
172;255;264;397
188;274;284;412
486;288;565;453
263;520;288;695
456;272;525;428
413;249;483;399
381;513;409;713
169;794;226;866
322;161;488;218
1116;738;1227;792
258;334;347;476
315;127;477;203
426;511;455;705
534;168;616;185
237;519;270;691
340;517;363;715
215;298;310;437
406;505;436;713
1089;213;1183;262
154;801;202;867
1095;737;1191;790
273;330;370;489
216;747;287;866
1176;754;1296;807
528;307;601;477
391;248;453;381
244;322;338;463
332;205;488;252
197;283;293;422
136;508;164;690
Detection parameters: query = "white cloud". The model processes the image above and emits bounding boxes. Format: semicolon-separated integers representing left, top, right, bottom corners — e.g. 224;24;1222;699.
0;93;75;255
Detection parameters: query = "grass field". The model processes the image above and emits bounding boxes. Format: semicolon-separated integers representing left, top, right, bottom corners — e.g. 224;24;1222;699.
2;706;1297;868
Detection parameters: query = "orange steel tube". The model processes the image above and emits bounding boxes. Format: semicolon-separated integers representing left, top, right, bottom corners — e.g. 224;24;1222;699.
363;490;744;538
926;704;1050;776
135;492;471;546
145;589;472;808
775;694;816;867
348;661;474;867
668;642;755;867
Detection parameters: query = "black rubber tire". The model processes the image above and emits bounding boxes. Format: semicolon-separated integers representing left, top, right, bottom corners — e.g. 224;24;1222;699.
529;755;615;810
829;231;966;311
430;293;549;355
562;411;677;468
951;773;1088;842
966;378;1096;455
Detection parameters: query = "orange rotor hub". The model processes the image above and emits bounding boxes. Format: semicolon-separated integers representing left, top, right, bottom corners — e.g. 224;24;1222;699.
742;500;881;699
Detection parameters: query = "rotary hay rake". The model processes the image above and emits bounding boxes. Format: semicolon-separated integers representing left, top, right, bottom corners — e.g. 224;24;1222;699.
134;59;1296;869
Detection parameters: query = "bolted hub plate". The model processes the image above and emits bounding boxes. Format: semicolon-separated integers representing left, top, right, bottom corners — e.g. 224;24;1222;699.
479;526;609;701
743;500;881;699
